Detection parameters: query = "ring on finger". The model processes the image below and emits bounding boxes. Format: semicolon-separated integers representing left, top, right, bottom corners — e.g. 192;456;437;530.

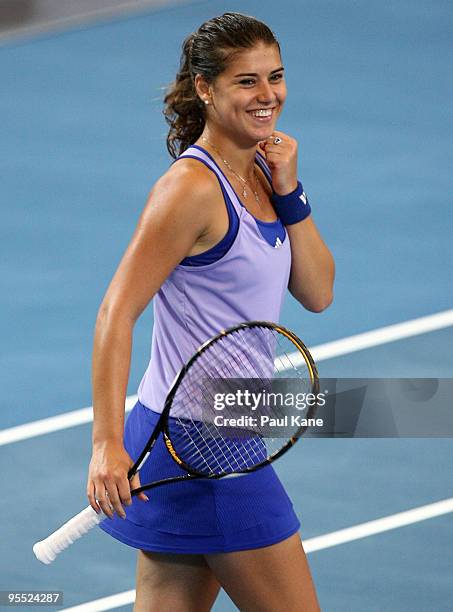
273;136;283;145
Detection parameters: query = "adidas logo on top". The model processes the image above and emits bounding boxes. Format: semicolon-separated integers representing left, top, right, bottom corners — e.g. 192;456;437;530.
274;237;283;249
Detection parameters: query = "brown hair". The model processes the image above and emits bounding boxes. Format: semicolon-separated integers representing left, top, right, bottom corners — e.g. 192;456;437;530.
163;12;280;159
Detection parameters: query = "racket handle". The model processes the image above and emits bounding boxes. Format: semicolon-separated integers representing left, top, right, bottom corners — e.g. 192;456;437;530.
33;505;106;564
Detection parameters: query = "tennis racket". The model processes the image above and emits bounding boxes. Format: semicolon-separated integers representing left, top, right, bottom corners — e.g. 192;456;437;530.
33;321;318;564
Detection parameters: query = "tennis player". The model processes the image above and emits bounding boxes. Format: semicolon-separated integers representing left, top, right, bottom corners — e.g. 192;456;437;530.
87;12;334;611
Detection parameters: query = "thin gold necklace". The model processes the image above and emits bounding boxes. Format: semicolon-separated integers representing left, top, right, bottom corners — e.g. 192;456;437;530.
201;137;261;207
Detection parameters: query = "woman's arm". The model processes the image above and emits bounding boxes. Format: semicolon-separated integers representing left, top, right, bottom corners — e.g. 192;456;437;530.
87;163;216;518
257;135;335;313
286;217;335;312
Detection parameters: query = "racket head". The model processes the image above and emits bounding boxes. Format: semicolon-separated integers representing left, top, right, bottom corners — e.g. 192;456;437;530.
161;321;319;478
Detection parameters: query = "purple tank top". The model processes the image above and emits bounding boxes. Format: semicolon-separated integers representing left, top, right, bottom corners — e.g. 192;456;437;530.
137;146;292;412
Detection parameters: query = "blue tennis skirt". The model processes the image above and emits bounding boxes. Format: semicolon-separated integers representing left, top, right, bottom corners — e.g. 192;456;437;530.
99;399;300;554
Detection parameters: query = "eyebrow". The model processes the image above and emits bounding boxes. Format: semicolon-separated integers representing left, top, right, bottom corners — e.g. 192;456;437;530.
234;67;285;77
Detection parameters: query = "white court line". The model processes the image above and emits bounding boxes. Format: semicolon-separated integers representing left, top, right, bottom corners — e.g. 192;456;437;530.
0;395;138;447
303;497;453;552
309;308;453;363
62;590;135;612
61;497;453;611
1;308;453;447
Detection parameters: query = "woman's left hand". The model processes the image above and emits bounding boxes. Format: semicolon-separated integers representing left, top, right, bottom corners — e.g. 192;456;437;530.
258;131;299;196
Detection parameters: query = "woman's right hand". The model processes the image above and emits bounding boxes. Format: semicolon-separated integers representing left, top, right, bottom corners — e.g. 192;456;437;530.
87;441;149;519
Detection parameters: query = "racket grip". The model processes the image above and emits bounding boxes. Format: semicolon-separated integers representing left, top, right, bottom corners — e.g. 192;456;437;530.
33;505;106;564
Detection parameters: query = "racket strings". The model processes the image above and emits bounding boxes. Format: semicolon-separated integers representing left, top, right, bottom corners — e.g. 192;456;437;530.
173;355;264;473
170;329;296;471
198;334;271;469
167;326;313;476
176;418;242;474
177;363;249;473
172;351;255;473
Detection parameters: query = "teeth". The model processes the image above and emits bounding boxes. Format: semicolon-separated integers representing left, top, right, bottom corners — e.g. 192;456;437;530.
251;109;272;117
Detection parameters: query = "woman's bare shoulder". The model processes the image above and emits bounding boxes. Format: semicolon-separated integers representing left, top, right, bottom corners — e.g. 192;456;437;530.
138;155;219;234
155;156;217;198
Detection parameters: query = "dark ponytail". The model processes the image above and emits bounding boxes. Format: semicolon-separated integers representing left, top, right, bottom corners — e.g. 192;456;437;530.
163;12;280;159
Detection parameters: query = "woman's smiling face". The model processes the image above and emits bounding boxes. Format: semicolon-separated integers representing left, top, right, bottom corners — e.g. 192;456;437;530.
201;42;286;145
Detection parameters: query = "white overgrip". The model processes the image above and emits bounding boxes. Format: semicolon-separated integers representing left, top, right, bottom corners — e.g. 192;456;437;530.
33;505;106;564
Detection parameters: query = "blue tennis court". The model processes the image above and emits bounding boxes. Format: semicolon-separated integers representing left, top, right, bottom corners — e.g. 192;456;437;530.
1;1;452;609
